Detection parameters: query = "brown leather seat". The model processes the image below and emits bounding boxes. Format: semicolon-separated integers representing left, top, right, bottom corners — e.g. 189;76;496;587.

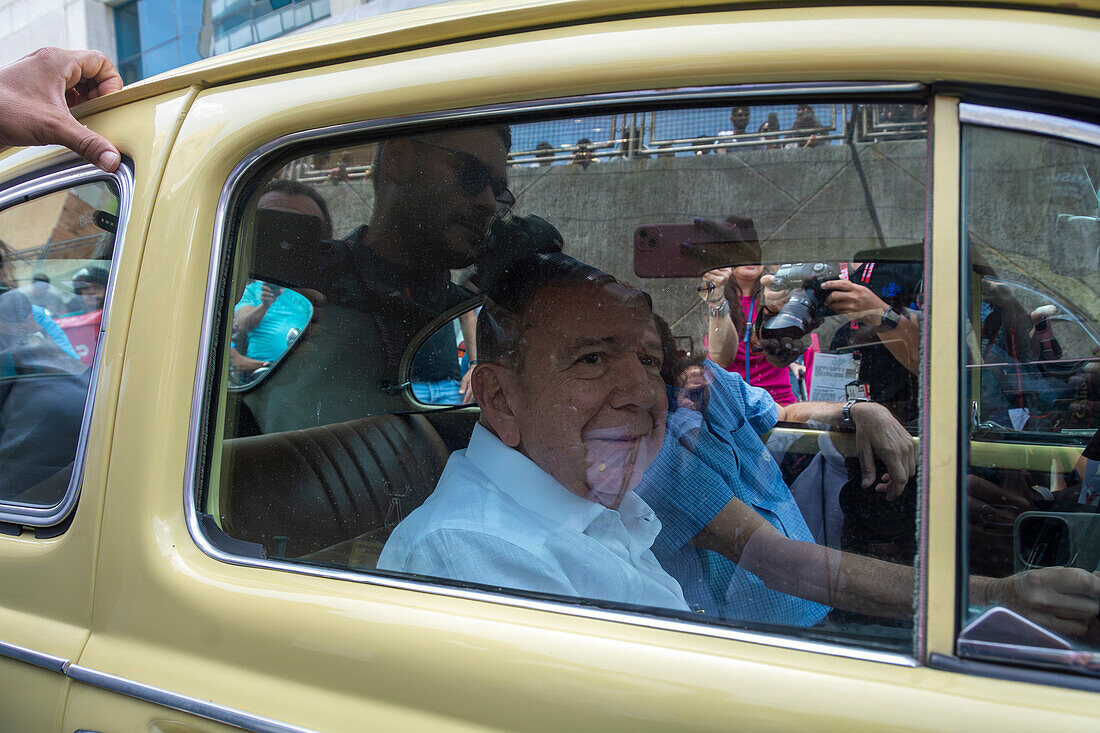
219;414;449;563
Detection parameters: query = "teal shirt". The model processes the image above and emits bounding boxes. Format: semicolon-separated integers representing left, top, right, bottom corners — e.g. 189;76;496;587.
234;282;312;362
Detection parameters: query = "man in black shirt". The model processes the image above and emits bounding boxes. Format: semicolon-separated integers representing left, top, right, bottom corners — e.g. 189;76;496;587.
245;126;512;432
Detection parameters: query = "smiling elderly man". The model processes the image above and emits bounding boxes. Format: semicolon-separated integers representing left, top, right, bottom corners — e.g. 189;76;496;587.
378;253;689;611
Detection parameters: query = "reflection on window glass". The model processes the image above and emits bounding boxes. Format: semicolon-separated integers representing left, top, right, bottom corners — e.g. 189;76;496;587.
961;122;1100;667
208;102;935;653
0;181;119;508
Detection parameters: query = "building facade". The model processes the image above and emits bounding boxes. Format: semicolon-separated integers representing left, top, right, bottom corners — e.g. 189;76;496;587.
0;0;442;82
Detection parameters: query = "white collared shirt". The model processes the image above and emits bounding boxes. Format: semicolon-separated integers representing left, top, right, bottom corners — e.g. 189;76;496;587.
379;424;689;611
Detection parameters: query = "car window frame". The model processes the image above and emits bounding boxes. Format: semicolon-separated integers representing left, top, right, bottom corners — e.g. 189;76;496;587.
0;161;134;528
188;82;933;668
954;102;1100;679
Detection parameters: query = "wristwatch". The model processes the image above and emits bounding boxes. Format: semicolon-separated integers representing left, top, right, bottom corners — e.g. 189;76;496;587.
878;306;904;330
841;397;871;430
708;300;730;318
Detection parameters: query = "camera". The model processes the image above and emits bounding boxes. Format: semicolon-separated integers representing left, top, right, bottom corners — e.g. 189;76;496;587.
760;262;841;340
470;212;564;297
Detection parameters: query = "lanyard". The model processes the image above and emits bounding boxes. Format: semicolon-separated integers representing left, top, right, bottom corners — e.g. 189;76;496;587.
742;294;755;383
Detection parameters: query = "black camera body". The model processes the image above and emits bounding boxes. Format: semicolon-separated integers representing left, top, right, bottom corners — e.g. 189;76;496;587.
470;212;564;298
761;262;841;340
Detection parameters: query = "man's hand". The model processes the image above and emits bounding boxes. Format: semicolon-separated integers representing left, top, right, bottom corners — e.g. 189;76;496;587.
459;365;476;404
986;567;1100;638
0;48;123;171
849;401;916;499
259;284;280;307
229;348;268;375
699;267;732;304
821;279;889;324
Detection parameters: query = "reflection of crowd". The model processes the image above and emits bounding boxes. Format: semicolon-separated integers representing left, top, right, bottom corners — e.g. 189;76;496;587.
0;241;92;503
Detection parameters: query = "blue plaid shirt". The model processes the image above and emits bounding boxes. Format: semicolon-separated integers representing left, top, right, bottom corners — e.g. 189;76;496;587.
637;360;830;627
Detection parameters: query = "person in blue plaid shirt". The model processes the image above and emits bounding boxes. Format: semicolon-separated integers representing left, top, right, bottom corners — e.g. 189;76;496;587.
639;358;833;625
638;348;918;625
638;322;1100;635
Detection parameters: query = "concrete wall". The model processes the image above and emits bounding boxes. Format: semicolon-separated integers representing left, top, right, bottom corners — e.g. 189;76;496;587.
964;125;1100;331
320;133;1099;354
323;140;928;349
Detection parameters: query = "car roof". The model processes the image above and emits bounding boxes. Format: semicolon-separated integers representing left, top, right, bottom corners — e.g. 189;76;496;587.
72;0;1100;114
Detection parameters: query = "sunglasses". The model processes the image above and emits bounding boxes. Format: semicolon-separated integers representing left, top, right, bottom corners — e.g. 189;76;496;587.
413;139;515;211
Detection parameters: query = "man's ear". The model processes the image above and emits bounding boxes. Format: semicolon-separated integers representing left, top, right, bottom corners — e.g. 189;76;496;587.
379;138;417;185
472;364;521;447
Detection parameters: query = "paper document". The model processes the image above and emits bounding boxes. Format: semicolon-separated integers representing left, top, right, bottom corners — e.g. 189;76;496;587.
808;352;860;402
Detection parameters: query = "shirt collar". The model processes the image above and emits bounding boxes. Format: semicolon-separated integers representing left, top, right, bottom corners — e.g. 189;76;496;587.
464;423;608;533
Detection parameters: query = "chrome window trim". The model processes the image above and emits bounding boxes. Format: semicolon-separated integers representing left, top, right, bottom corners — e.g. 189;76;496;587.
66;663;318;733
0;637;68;673
187;84;928;667
960;103;1100;148
0;637;315;733
0;162;133;527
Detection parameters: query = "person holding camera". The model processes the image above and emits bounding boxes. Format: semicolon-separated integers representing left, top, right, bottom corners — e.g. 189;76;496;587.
696;217;799;405
700;264;801;405
754;258;923;568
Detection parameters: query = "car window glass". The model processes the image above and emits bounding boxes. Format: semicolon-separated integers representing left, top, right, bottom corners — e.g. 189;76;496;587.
961;120;1100;669
0;179;119;511
206;101;930;654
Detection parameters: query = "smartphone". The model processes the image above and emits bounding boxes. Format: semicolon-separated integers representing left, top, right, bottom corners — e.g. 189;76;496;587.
633;221;760;278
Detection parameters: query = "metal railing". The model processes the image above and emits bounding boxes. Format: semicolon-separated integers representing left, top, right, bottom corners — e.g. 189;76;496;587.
282;103;927;182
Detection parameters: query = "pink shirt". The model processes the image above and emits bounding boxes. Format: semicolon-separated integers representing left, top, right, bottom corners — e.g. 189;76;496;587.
727;294;796;405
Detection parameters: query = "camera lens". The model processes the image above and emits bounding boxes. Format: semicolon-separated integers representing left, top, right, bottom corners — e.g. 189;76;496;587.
761;290;817;340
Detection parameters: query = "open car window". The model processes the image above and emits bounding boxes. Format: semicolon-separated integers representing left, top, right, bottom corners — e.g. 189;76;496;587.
204;98;935;656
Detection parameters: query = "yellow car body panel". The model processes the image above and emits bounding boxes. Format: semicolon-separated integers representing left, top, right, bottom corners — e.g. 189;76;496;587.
72;0;1100;112
0;2;1096;731
0;88;195;733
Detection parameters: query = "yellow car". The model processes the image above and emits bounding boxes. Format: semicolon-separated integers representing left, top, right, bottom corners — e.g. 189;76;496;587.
1;1;1099;730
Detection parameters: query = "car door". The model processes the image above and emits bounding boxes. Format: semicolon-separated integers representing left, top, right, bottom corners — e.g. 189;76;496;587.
62;5;1100;732
0;165;126;733
0;87;191;733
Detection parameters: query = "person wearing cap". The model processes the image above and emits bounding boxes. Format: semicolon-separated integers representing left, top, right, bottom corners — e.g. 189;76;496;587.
69;265;109;315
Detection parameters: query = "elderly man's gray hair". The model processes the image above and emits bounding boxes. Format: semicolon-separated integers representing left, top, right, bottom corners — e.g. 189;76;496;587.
476;252;650;371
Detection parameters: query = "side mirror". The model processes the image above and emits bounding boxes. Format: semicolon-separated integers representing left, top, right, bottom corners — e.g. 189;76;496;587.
228;282;313;392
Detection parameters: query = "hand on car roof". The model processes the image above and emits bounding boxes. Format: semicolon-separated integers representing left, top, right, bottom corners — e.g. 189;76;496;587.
0;47;123;172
